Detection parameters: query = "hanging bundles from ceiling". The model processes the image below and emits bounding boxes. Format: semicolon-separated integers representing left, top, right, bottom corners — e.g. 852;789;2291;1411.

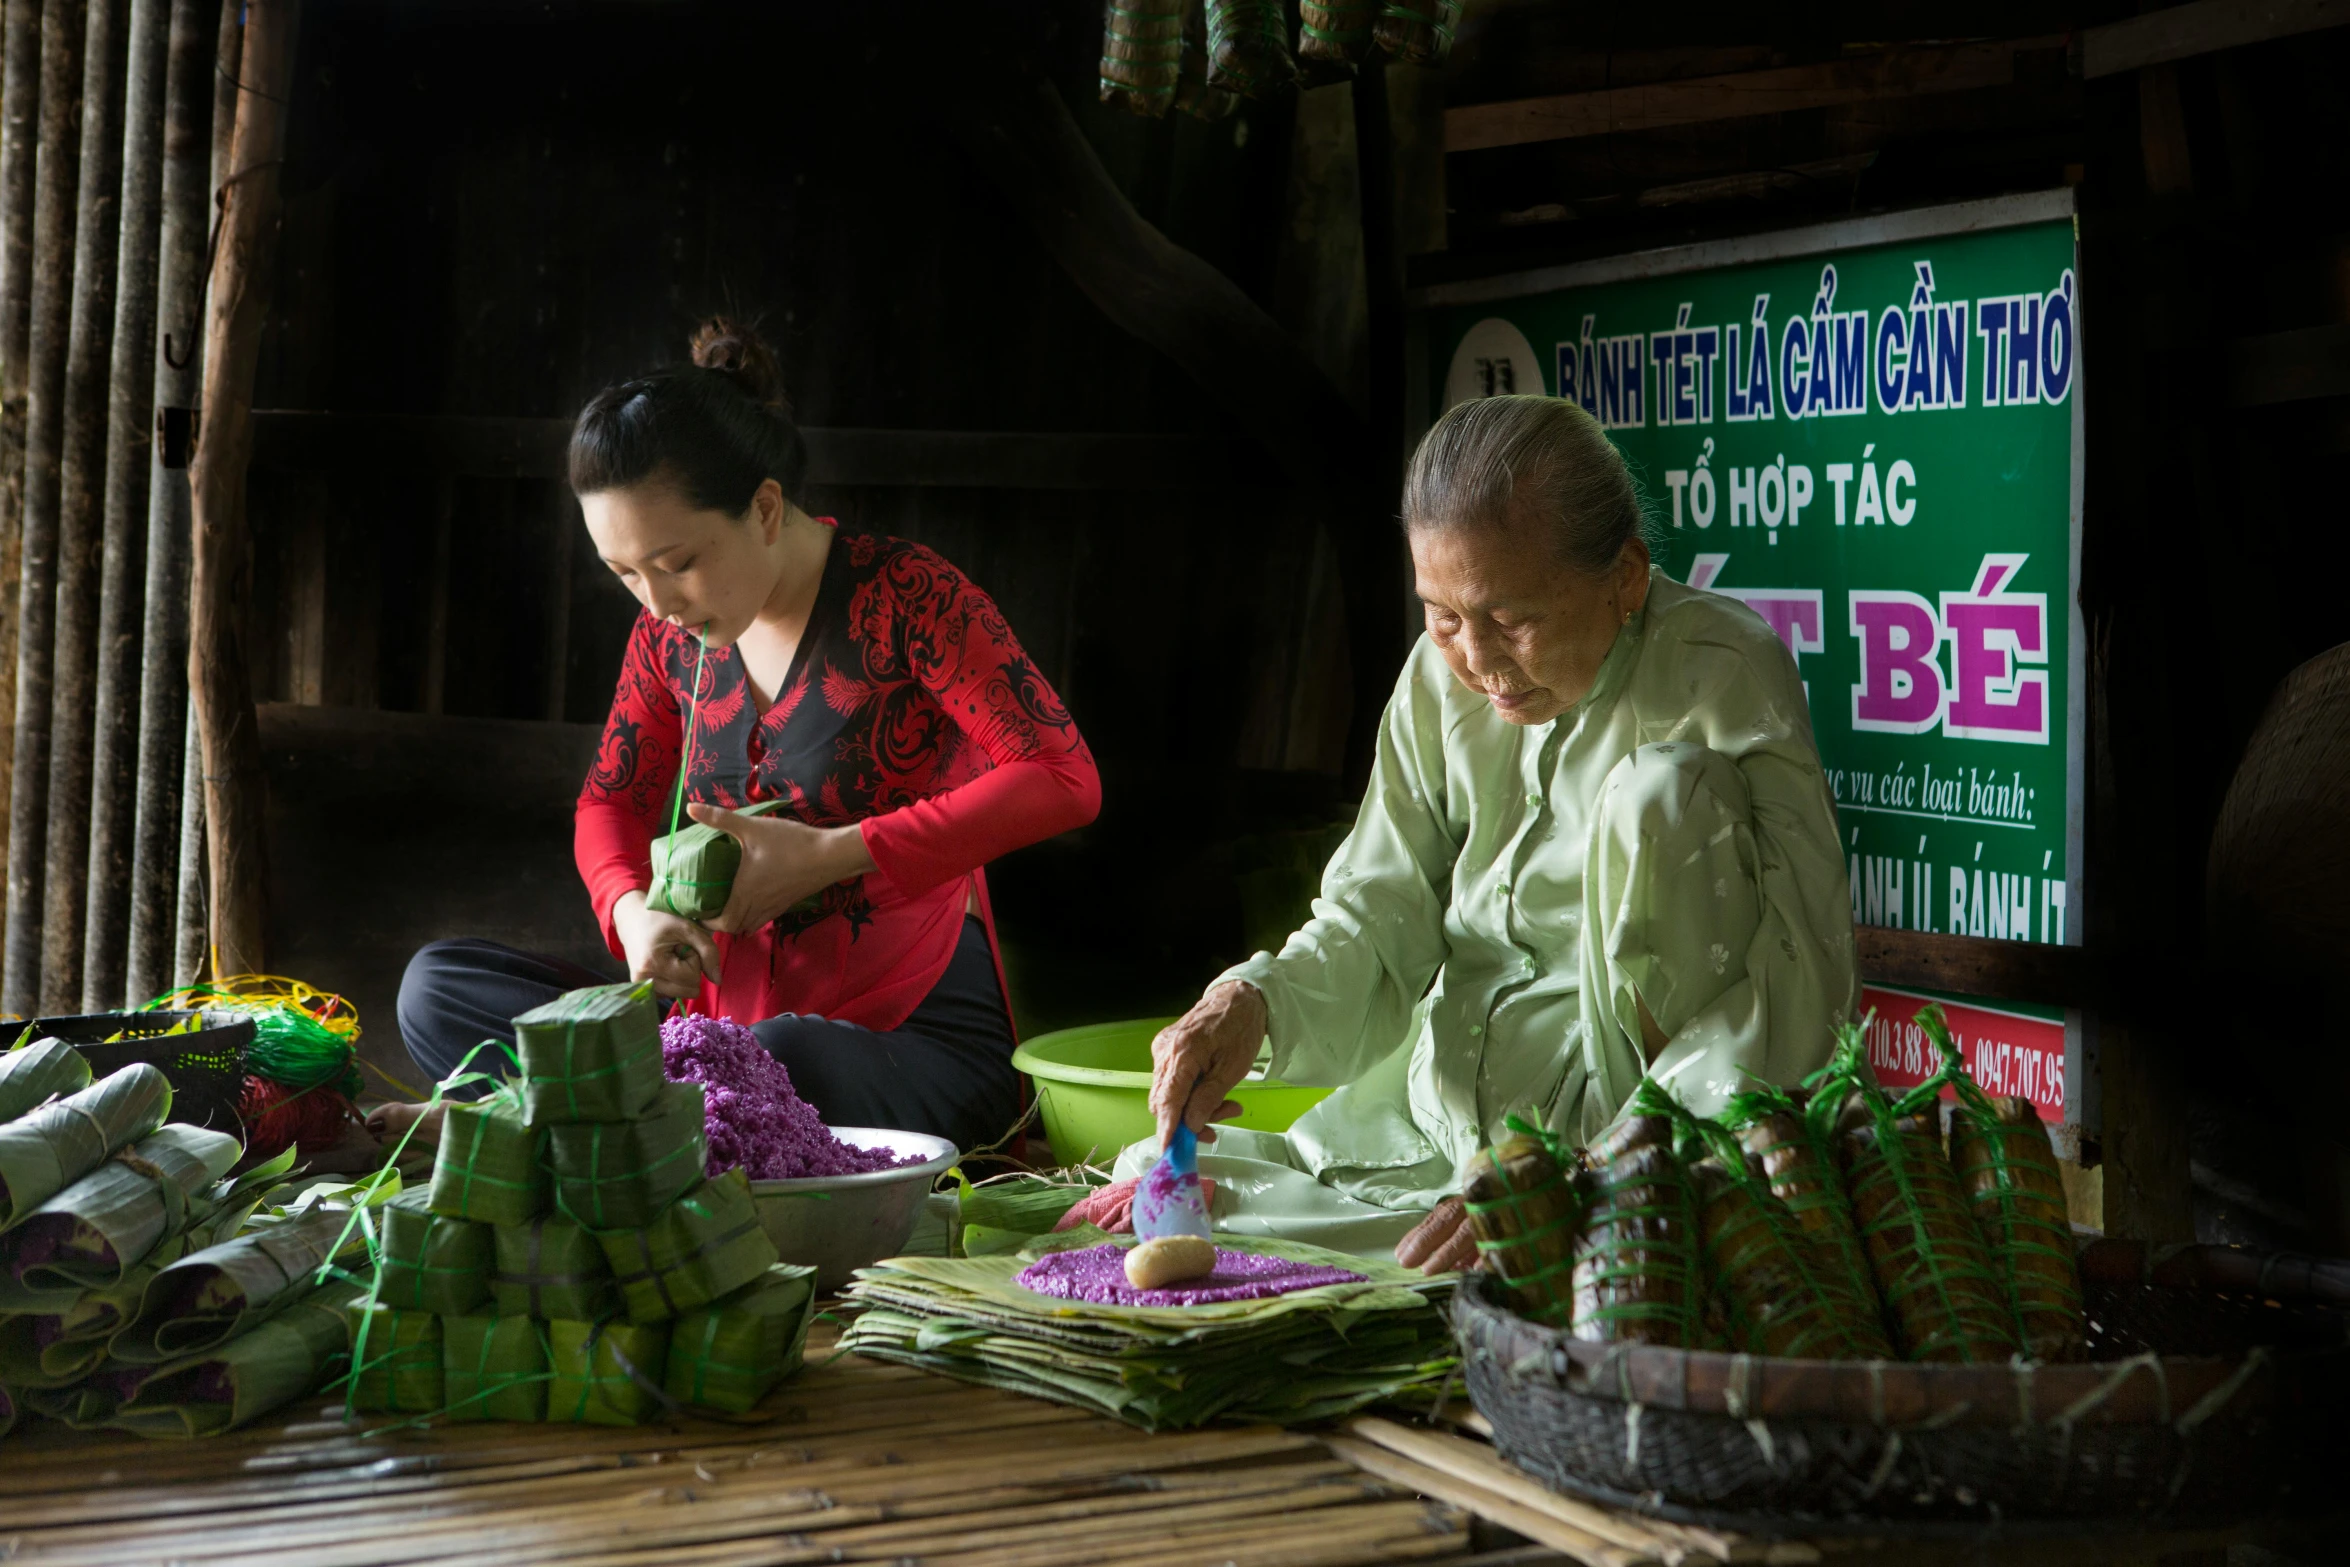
1373;0;1460;65
1205;0;1295;95
1099;0;1184;117
1298;0;1379;72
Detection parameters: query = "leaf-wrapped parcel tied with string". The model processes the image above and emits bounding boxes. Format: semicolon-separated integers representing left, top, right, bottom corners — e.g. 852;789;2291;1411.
548;1317;671;1426
112;1283;359;1438
1721;1077;1883;1326
443;1313;549;1422
1818;1025;2019;1363
113;1205;358;1365
514;983;665;1126
1571;1079;1708;1347
663;1262;818;1414
429;1081;547;1226
647;799;787;922
492;1213;619;1321
549;1081;707;1229
0;1124;241;1307
375;1189;492;1316
599;1168;780;1324
343;1302;443;1415
1921;1006;2088;1363
0;1035;92;1122
0;1061;172;1228
1461;1126;1582;1330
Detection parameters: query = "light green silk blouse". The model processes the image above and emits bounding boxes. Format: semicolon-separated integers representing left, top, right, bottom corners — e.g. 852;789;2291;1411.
1209;568;1858;1215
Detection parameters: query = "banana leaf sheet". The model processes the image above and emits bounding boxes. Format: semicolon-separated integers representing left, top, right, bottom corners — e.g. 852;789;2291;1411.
838;1236;1455;1432
662;1262;818;1413
0;1125;242;1308
513;984;664;1126
598;1168;778;1324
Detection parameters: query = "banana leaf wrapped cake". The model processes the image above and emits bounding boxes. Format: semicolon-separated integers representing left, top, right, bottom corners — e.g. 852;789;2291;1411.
0;1125;241;1307
443;1313;550;1422
114;1205;359;1365
430;1083;547;1226
0;1062;172;1228
0;1035;92;1122
513;983;664;1126
1818;1030;2018;1364
549;1080;707;1229
492;1214;619;1321
663;1262;818;1413
1921;1007;2087;1362
1461;1128;1581;1329
113;1283;358;1438
548;1318;671;1425
598;1168;779;1323
646;799;786;922
344;1302;443;1414
1571;1080;1706;1346
375;1190;492;1316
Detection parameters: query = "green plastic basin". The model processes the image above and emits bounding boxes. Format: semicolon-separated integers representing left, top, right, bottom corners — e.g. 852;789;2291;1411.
1011;1018;1333;1170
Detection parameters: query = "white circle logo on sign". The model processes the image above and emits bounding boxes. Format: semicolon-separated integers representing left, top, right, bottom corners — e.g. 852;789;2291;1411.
1442;317;1544;410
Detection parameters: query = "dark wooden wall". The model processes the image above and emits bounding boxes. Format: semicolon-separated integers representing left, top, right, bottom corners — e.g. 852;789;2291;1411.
242;0;1360;1063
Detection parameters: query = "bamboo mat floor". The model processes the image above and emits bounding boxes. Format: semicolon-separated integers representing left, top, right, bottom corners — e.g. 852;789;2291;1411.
0;1322;1484;1567
0;1324;2327;1567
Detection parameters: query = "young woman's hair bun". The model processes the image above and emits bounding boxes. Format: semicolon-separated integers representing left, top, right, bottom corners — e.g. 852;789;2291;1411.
687;316;789;412
570;312;808;513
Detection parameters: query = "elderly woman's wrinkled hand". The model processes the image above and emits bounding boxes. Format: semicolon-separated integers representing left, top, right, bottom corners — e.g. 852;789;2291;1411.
1148;981;1267;1147
1395;1195;1479;1276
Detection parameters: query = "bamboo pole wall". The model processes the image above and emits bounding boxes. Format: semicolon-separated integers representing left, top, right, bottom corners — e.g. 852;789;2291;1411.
123;0;209;1004
0;0;38;952
79;0;165;1009
42;0;128;1013
4;0;87;1018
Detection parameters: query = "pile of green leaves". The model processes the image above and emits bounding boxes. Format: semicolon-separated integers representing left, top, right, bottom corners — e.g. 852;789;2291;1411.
839;1230;1455;1432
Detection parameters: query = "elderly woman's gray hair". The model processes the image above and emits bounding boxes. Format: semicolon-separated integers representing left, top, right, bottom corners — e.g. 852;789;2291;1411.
1403;395;1649;575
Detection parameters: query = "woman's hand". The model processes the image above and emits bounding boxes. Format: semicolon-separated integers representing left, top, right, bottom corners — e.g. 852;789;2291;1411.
1394;1195;1478;1276
691;804;874;935
1148;981;1267;1147
611;889;721;1000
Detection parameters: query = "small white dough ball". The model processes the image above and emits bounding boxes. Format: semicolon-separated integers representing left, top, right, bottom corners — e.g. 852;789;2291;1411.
1124;1234;1217;1289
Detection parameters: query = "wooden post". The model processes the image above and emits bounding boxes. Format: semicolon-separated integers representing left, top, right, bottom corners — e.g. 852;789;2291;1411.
187;0;298;982
41;0;128;1014
3;0;86;1019
80;0;167;1010
0;0;41;977
168;697;198;981
122;0;213;1006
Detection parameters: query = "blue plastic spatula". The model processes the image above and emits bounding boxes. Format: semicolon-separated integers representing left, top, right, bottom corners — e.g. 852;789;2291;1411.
1131;1121;1212;1241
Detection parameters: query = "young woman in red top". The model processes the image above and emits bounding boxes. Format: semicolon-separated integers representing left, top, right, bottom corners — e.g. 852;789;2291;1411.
391;319;1100;1150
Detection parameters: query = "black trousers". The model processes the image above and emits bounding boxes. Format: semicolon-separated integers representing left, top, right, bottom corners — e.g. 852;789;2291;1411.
394;916;1021;1153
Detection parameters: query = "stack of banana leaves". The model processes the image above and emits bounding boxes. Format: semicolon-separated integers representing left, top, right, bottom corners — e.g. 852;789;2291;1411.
840;1230;1456;1432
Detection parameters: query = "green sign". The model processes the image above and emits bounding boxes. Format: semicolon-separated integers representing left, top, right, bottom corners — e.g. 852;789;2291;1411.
1413;193;2084;1129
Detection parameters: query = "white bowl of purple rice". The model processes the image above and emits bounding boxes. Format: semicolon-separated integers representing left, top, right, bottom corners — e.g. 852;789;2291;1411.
748;1127;958;1291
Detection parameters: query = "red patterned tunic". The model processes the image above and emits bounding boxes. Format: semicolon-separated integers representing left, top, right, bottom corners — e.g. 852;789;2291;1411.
573;524;1099;1030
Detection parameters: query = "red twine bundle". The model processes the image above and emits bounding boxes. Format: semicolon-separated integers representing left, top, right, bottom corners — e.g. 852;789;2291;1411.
236;1075;360;1162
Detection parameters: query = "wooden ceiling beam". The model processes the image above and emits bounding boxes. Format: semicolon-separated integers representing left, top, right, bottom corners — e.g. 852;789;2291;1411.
1445;36;2065;153
2082;0;2347;79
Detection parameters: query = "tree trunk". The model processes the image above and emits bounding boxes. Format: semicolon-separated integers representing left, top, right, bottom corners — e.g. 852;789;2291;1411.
40;0;128;1014
0;0;43;970
80;0;166;1010
123;0;212;1005
187;0;296;982
3;0;85;1018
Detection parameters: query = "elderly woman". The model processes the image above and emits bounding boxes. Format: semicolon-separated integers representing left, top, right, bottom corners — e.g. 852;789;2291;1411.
1134;395;1856;1266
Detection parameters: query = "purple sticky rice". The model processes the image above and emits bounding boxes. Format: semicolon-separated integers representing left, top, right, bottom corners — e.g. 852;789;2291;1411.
1016;1243;1366;1307
660;1012;917;1181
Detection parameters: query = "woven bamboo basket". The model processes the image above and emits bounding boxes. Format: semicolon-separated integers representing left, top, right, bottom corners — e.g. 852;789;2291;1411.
1453;1239;2350;1533
32;1010;254;1133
